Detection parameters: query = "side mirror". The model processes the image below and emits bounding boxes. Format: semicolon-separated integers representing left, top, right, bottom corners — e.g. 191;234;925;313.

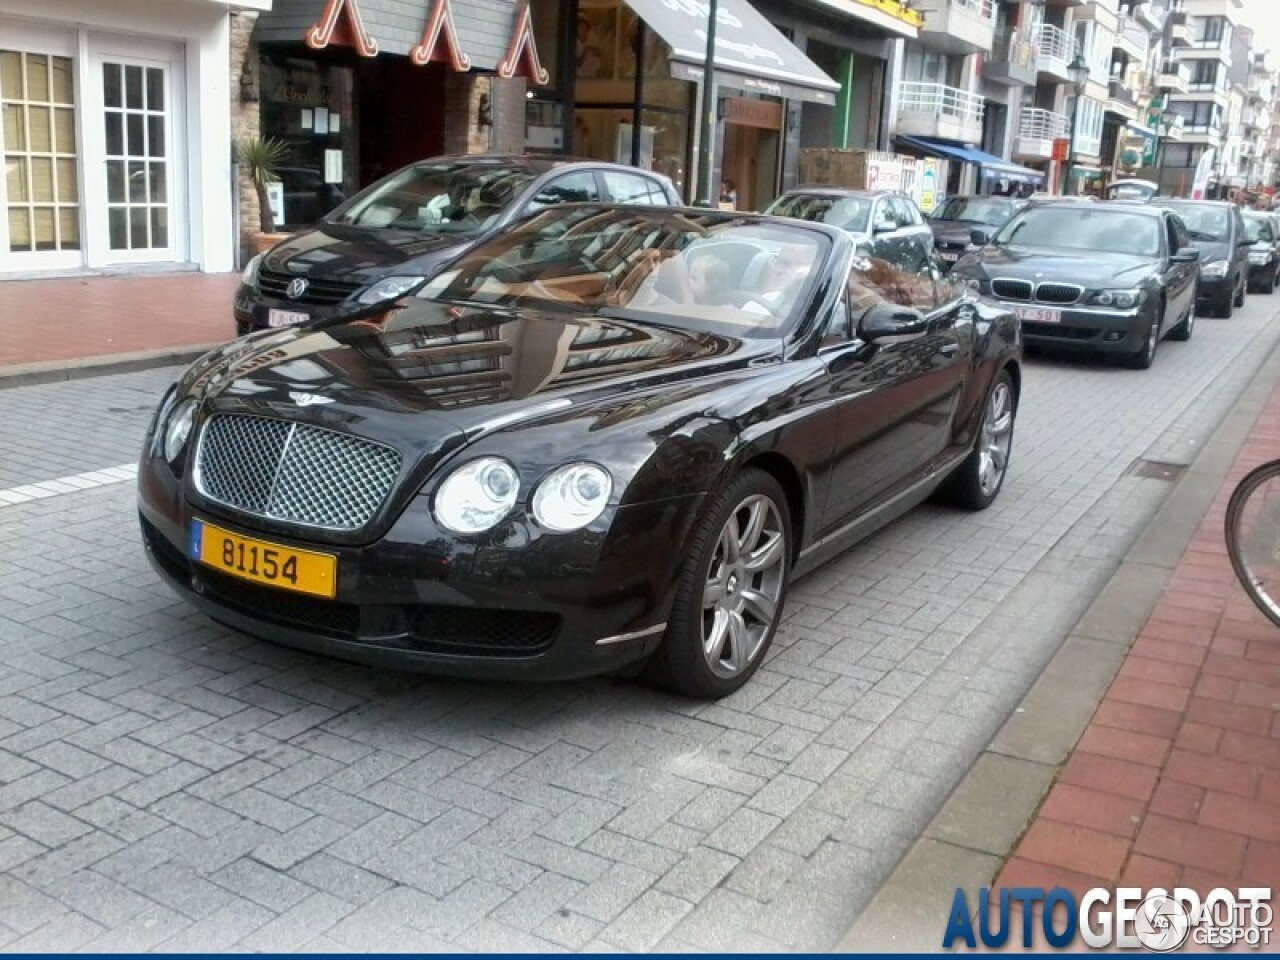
859;302;929;341
970;226;996;247
1171;248;1201;263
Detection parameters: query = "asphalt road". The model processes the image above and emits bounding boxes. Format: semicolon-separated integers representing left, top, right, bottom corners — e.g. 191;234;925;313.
0;295;1278;951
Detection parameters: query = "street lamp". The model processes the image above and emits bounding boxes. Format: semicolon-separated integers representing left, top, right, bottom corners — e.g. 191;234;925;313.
694;0;719;207
1063;52;1090;195
1156;108;1177;192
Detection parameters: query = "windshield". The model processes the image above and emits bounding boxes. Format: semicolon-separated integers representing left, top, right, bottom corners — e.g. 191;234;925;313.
766;194;872;234
1246;217;1274;243
328;162;537;234
1106;182;1158;201
993;206;1162;256
417;207;828;338
931;197;1015;226
1160;204;1231;242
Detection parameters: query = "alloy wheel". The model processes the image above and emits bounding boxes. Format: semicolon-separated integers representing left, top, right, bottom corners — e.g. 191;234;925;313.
978;382;1014;498
701;495;786;679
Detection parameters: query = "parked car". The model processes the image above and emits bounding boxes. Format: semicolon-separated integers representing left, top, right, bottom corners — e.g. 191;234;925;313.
233;155;681;336
1150;199;1249;317
1104;179;1160;202
763;188;935;272
953;200;1199;369
142;204;1021;699
927;195;1024;270
1243;211;1280;294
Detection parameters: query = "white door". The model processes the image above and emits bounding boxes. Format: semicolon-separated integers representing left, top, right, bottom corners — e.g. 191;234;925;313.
0;32;84;272
93;55;177;263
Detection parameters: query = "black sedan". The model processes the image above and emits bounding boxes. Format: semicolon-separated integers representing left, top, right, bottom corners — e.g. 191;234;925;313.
1151;199;1249;317
1243;211;1280;294
233;155;681;336
764;188;936;272
927;196;1024;270
141;205;1021;698
954;201;1199;369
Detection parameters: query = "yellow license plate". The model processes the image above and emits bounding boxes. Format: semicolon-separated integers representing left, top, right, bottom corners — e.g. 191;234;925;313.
189;519;337;599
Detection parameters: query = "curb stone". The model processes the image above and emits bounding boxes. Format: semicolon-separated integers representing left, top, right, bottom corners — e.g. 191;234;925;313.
0;343;222;390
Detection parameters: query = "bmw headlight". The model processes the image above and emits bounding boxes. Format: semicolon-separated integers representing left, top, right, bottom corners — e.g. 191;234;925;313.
241;253;262;287
1087;288;1145;309
434;457;520;534
531;463;613;532
358;276;426;305
162;398;198;463
1202;260;1230;277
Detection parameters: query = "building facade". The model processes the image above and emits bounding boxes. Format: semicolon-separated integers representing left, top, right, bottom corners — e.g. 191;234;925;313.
0;0;269;277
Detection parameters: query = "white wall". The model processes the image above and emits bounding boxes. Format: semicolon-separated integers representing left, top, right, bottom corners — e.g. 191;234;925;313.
0;0;236;273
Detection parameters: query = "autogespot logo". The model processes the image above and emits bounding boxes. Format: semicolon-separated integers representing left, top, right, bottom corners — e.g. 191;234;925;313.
943;886;1273;951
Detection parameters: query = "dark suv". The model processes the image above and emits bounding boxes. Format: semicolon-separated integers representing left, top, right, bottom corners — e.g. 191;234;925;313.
234;155;681;335
1150;199;1250;317
764;188;936;272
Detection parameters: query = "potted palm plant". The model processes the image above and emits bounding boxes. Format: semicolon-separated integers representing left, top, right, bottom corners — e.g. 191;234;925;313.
237;136;291;255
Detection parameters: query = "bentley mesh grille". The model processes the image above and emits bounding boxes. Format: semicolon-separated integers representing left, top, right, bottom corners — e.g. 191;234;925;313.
194;414;401;530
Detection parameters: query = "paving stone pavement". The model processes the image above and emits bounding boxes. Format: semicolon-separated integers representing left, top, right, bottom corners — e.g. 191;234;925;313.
1;301;1279;951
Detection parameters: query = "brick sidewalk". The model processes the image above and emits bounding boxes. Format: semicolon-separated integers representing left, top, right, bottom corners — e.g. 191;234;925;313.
998;383;1280;911
0;273;236;371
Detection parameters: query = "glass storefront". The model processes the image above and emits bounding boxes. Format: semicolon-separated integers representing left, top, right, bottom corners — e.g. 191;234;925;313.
258;53;358;231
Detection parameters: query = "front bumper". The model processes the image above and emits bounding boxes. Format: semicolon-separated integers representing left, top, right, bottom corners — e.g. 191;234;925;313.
998;301;1152;354
138;451;702;681
1248;258;1276;282
233;284;349;338
1195;272;1234;305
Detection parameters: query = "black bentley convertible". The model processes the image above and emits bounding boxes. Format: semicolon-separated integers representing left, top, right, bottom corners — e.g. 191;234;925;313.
139;205;1021;698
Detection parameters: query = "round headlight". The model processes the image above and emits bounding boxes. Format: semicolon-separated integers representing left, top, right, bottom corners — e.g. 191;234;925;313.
162;398;197;462
1094;291;1115;306
434;457;520;535
531;463;613;533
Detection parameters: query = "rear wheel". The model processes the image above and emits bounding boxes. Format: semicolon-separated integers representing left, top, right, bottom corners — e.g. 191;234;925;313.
1168;302;1195;341
646;469;791;699
943;371;1015;511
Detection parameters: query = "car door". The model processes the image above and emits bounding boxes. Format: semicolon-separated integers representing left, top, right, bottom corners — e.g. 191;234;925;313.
817;248;968;537
1164;213;1196;323
892;196;934;274
1231;207;1251;285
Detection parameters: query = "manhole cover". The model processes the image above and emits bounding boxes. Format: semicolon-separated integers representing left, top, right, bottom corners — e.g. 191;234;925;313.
1126;458;1188;482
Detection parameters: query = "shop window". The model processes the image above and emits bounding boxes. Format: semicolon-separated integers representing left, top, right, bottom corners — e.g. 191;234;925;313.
2;50;79;252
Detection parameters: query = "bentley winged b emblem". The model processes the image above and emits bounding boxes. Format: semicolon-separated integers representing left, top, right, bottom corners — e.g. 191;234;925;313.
289;391;334;407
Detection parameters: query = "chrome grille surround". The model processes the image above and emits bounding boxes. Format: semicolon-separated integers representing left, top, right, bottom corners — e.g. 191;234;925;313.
992;278;1033;302
1034;282;1083;305
258;268;361;306
193;414;402;531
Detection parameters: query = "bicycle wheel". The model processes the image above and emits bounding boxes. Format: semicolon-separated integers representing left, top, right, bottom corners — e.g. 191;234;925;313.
1225;459;1280;629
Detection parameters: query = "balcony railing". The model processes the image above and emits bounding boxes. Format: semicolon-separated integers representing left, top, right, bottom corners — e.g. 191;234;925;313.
897;82;986;125
1018;107;1071;142
1190;34;1229;51
1035;22;1077;71
1185;77;1229;96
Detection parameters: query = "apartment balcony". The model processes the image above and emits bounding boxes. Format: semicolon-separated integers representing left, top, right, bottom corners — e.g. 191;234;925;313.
1167;11;1192;47
1156;59;1190;93
1180;35;1232;62
984;28;1037;86
1178;123;1223;146
1013;107;1071;160
1113;23;1147;62
1178;77;1230;105
894;82;985;144
914;0;996;55
1132;0;1166;31
1107;78;1141;121
1035;23;1077;83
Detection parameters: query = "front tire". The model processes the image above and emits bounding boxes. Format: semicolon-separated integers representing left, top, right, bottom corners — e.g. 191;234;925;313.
1235;273;1247;307
1125;311;1160;369
943;370;1015;511
1168;302;1195;341
1215;289;1234;318
646;469;791;699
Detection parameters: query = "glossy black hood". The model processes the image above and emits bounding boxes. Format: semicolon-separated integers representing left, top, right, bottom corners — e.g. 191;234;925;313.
261;222;475;286
961;244;1159;287
180;299;767;445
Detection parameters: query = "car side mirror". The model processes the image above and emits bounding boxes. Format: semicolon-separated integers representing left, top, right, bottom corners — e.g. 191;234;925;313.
970;226;996;247
859;302;929;341
1171;248;1201;263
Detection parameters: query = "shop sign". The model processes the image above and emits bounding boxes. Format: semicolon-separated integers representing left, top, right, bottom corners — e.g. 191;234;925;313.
411;0;472;70
920;163;938;213
721;97;783;130
306;0;379;56
867;157;903;191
